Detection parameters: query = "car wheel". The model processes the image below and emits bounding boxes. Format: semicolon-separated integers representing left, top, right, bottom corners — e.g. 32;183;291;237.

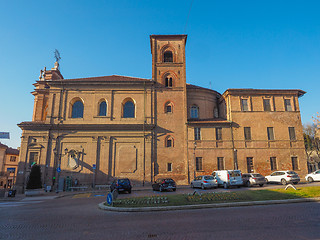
201;184;205;190
308;177;314;183
246;181;251;187
191;183;194;189
259;184;264;187
128;189;131;194
223;182;228;189
281;179;287;185
173;188;176;192
159;186;163;192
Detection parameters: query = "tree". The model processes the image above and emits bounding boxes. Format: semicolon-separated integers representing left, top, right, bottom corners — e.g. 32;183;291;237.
26;164;42;189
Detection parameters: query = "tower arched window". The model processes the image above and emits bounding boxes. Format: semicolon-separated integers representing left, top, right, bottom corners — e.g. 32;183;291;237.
99;101;107;116
164;51;173;62
190;105;199;119
165;102;173;113
71;100;84;118
165;77;173;88
165;136;174;148
123;100;135;118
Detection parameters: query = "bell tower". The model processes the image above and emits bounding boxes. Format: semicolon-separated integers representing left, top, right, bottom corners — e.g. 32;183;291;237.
150;35;189;184
150;35;187;88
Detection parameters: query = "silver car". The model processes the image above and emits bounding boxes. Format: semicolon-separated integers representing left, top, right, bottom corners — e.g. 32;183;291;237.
242;173;266;187
191;175;218;189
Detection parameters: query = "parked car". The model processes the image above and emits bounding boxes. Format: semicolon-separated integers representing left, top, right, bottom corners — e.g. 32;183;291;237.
191;175;218;189
110;178;132;193
212;170;243;189
305;170;320;183
152;178;176;192
242;173;266;187
265;171;300;185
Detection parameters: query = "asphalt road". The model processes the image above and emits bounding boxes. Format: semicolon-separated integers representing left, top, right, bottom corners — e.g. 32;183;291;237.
1;191;320;240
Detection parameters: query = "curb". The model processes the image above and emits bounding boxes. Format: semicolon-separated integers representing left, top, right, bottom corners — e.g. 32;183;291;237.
98;197;320;212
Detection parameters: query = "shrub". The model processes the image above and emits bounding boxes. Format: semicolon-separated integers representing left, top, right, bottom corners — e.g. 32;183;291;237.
26;164;42;189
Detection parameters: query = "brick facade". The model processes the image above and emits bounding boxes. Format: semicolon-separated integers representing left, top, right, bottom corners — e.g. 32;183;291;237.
16;34;307;192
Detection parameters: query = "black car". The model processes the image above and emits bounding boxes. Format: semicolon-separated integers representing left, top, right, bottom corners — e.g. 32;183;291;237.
152;178;176;192
110;178;132;193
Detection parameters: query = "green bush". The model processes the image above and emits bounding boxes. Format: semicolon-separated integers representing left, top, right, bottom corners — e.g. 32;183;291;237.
26;164;42;189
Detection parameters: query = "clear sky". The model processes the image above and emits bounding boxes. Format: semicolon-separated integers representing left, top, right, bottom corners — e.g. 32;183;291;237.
0;0;319;148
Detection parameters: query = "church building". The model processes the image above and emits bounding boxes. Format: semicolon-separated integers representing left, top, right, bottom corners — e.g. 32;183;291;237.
16;35;307;192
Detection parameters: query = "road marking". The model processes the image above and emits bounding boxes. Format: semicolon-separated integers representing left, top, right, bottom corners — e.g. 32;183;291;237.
0;201;43;208
72;193;91;198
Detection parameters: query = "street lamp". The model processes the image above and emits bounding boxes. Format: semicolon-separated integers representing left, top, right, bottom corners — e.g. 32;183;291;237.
233;148;238;170
193;142;197;179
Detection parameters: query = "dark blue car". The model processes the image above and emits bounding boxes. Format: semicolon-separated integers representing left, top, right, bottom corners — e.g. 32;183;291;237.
110;178;132;193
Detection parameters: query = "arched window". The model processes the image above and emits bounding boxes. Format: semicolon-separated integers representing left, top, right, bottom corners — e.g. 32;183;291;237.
99;101;107;116
123;100;135;118
165;102;173;113
164;51;173;62
71;100;84;118
165;77;173;88
190;105;199;119
165;136;174;148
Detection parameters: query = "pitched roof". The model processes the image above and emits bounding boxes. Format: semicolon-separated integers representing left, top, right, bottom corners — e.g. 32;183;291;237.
62;75;151;82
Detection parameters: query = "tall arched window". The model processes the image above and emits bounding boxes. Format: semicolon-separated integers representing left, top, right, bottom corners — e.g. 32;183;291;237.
71;100;84;118
164;51;173;62
190;105;199;119
165;102;173;113
123;100;135;118
165;136;174;148
99;101;107;116
165;77;173;88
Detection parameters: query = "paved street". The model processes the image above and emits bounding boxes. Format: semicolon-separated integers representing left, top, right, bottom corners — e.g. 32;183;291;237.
1;188;320;240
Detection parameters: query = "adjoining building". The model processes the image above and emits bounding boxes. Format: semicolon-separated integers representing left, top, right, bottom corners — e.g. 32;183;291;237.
16;35;307;192
0;143;20;189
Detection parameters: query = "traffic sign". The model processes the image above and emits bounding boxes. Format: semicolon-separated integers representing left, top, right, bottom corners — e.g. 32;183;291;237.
57;167;61;173
106;192;113;206
0;132;10;139
93;164;96;170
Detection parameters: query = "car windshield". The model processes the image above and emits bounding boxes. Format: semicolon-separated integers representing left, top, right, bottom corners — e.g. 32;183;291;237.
229;171;241;177
119;179;129;184
164;179;174;183
204;176;214;180
252;174;263;177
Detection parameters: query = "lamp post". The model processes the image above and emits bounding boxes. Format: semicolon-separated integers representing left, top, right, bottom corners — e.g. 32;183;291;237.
193;141;197;179
53;147;68;193
233;148;238;170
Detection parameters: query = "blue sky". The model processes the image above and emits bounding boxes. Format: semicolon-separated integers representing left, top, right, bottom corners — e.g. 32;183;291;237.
0;0;319;148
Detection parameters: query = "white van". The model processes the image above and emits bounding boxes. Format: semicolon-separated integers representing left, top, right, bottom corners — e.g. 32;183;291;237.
212;170;243;189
